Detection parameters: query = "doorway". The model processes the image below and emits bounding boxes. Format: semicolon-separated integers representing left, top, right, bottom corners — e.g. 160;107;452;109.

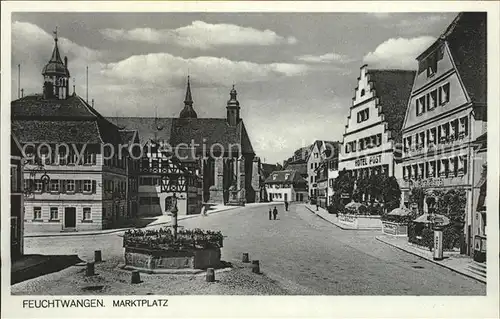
64;207;76;228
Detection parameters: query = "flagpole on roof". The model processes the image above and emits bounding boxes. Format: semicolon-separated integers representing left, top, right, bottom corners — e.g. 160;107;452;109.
86;66;89;103
18;64;21;99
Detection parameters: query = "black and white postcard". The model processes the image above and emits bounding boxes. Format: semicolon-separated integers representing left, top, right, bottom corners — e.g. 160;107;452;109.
1;1;499;318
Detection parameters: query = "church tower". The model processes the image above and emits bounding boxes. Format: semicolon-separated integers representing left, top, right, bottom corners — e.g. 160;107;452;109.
42;28;70;100
226;85;240;126
179;76;198;119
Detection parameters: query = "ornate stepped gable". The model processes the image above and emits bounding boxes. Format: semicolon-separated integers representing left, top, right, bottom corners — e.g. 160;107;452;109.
344;68;416;144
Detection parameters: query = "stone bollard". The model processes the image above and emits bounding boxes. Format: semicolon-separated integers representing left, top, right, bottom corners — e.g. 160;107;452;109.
131;271;141;284
206;268;215;282
251;260;260;274
86;262;95;276
94;250;102;263
242;253;249;263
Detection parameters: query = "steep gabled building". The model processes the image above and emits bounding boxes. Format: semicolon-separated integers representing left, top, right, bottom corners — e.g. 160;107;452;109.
399;12;487;257
339;65;415;197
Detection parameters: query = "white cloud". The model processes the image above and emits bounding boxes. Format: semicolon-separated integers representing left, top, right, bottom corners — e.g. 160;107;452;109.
363;36;436;69
101;53;309;86
11;21;105;99
100;20;297;49
296;52;353;64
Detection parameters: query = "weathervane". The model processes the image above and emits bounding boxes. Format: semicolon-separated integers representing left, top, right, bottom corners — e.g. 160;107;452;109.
53;26;58;41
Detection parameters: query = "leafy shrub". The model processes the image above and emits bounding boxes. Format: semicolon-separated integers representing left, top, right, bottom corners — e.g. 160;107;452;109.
421;228;434;251
123;227;224;251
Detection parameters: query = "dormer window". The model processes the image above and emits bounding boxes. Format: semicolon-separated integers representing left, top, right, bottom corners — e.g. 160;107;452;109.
285;174;290;180
426;54;437;78
272;174;277;180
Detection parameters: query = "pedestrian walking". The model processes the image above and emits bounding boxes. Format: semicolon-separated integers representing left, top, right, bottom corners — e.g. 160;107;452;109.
273;206;278;220
268;208;272;220
284;201;289;211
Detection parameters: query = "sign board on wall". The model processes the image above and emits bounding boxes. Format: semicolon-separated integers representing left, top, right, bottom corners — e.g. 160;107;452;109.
355;154;382;167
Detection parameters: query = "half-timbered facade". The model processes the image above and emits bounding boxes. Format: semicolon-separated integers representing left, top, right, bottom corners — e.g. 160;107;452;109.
399;12;487;256
109;78;260;213
138;140;202;216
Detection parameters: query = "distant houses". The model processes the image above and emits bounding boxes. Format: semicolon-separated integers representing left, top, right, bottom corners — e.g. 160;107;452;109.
264;170;308;203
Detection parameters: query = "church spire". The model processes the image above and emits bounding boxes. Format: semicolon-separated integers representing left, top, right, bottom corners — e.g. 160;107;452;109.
42;27;70;100
179;76;197;119
226;84;241;126
184;75;193;106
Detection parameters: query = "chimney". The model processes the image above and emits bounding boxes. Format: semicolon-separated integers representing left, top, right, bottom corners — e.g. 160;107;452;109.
92;99;94;108
64;56;68;67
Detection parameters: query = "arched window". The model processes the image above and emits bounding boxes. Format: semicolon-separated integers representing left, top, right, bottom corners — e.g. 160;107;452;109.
360;89;365;97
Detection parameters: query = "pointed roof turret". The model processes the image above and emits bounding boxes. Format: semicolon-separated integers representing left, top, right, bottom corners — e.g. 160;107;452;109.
42;27;70;77
227;84;240;108
180;76;197;118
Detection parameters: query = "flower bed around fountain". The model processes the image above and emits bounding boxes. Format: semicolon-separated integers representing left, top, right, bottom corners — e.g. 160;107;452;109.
123;227;224;271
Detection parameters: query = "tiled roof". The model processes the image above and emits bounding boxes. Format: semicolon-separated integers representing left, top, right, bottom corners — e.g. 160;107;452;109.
367;69;416;143
109;117;174;145
107;117;255;156
444;12;486;104
283;162;308;177
11;94;96;119
264;170;306;184
12;94;125;145
12;120;103;144
260;163;278;179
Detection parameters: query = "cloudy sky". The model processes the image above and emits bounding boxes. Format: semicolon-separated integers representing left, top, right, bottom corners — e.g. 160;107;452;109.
11;12;457;163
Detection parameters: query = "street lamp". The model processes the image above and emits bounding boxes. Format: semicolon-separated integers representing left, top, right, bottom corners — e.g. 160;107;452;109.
171;193;179;239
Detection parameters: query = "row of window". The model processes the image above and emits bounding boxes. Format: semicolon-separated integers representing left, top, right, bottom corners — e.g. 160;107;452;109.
403;116;469;153
347;164;390;179
415;83;450;116
403;156;468;180
25;152;97;166
25;179;96;193
103;180;127;192
32;207;92;221
357;108;369;123
345;133;383;154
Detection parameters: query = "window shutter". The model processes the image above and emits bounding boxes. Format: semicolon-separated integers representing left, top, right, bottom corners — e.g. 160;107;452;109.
76;180;81;193
92;153;96;165
92;180;96;193
61;180;67;193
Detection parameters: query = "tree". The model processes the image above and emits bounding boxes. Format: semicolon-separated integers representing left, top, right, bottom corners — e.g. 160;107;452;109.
367;174;384;205
409;187;426;215
381;176;401;212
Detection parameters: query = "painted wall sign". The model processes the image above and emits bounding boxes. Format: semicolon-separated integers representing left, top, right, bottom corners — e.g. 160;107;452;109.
354;154;382;167
409;177;444;188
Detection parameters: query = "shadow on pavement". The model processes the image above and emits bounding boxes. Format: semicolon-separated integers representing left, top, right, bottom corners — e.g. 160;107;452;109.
11;254;83;285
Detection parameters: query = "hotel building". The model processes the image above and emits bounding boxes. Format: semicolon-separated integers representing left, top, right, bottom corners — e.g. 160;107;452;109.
339;65;415;184
399;12;487;256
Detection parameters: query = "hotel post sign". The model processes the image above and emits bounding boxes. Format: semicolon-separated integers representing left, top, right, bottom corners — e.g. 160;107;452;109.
355;154;382;168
